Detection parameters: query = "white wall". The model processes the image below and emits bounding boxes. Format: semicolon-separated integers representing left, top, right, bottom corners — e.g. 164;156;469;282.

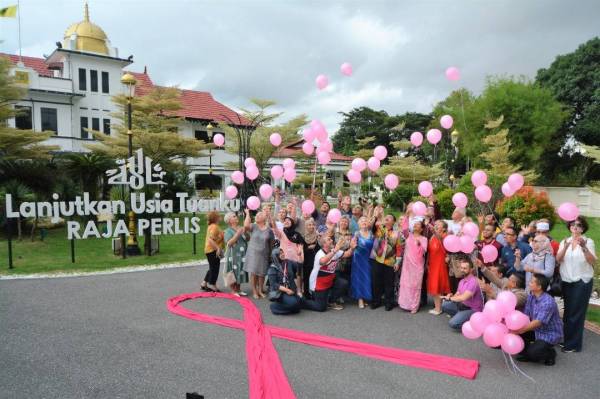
534;186;600;218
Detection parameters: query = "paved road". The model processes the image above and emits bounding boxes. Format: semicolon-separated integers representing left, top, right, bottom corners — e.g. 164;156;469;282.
1;265;599;398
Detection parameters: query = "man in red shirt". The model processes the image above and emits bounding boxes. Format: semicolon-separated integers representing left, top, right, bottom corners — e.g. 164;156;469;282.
475;224;503;267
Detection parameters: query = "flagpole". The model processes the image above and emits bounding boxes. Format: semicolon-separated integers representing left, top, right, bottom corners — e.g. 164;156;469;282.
17;0;22;61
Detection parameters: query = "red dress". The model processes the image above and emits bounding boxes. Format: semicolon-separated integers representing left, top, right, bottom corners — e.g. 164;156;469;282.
427;235;451;295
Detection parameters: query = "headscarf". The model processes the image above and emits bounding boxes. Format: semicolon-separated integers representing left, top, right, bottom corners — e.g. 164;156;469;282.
283;217;304;245
303;219;318;246
532;235;553;263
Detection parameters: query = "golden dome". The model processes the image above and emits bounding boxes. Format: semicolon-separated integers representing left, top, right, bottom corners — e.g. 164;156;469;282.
63;3;109;55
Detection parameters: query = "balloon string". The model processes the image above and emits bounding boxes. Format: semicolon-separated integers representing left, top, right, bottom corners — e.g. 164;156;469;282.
501;351;514;375
507;353;536;383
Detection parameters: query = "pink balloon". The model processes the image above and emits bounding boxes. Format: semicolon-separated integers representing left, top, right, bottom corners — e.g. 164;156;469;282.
283;168;296;183
373;145;388;161
303;128;316;143
501;182;515;197
459;235;475;253
413;201;427;216
440;115;454;129
231;171;244;185
213;133;225;147
315;126;328;143
497;291;518;315
483;300;503;323
410;131;423;147
311;119;325;131
282;158;295;170
384;174;399;190
504;310;530;331
317;151;331;165
469;311;491;334
475;185;492;203
259;184;273;200
340;62;353;76
426;129;442;145
351;158;367;172
270;165;283;180
246;196;261;211
443;235;461;253
269;133;282;147
452;192;468;208
316;74;329;90
328;208;342;224
301;200;315;215
558;202;579;222
501;333;525;355
418;181;433;197
462;321;482;340
245;166;259;181
445;66;460;81
462;222;479;239
481;244;499;263
302;142;314;155
508;173;524;191
367;157;380;172
319;140;333;153
347;169;362;184
483;323;508;348
224;185;238;199
471;170;488;187
244;157;256;168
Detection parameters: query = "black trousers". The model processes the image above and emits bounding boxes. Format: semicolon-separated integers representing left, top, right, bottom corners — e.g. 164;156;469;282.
204;251;221;285
520;331;556;363
562;279;593;351
302;276;348;312
371;260;396;307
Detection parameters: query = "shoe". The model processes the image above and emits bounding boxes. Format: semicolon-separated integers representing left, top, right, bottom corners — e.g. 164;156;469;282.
370;303;381;310
428;309;442;315
558;343;565;349
238;291;248;297
385;305;394;311
200;282;209;291
358;302;365;309
544;358;556;366
328;303;344;311
561;347;578;353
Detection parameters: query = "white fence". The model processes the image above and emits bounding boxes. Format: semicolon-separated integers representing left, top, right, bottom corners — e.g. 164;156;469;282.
534;186;600;218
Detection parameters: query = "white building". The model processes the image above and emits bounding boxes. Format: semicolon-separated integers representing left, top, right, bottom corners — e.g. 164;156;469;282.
2;4;351;195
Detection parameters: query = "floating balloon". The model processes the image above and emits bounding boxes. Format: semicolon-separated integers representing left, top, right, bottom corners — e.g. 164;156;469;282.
317;151;331;165
504;310;530;331
508;173;524;191
443;235;461;253
440;115;454;129
384;174;399;190
367;157;380;172
347;169;362;184
445;66;460;81
282;158;295;170
558;202;579;222
259;184;273;200
469;312;491;334
231;171;244;185
315;126;328;143
316;74;329;90
501;182;515;197
303;128;316;143
270;165;283;180
351;158;367;172
327;208;342;224
245;166;259;181
373;145;388;161
452;192;468;208
269;133;282;147
459;235;475;253
426;129;442;145
497;291;517;316
246;196;261;211
483;323;508;348
319;140;333;153
302;142;314;155
475;185;492;203
213;133;225;147
244;157;256;169
301;200;315;215
462;222;479;239
462;321;482;340
410;131;423;147
471;170;487;187
225;185;238;199
413;201;427;216
483;300;503;323
481;244;499;263
340;62;353;76
418;181;433;197
501;333;525;355
283;168;296;183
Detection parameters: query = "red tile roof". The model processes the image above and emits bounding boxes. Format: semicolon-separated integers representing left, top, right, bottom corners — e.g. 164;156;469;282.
1;53;52;76
274;139;352;162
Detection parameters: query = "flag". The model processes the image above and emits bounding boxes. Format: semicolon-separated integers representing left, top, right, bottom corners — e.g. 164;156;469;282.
0;5;17;18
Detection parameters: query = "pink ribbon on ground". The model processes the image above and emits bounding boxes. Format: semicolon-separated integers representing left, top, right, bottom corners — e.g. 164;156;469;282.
167;292;479;399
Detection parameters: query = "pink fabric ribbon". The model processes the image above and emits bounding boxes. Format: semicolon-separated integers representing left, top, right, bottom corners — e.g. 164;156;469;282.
167;292;479;399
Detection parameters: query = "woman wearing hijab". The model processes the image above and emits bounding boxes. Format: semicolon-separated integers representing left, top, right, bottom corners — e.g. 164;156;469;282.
267;247;302;315
515;234;555;293
301;218;320;297
273;216;305;295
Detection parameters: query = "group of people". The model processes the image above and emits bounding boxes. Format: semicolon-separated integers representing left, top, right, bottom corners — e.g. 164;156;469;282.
201;190;597;367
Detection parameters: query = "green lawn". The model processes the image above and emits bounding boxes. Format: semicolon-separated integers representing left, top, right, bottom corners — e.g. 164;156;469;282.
588;306;600;325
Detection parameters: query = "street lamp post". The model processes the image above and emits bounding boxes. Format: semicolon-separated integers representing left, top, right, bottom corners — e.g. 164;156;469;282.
207;123;214;196
121;73;141;256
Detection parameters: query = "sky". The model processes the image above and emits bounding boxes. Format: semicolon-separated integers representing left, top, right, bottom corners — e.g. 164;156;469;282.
1;0;599;133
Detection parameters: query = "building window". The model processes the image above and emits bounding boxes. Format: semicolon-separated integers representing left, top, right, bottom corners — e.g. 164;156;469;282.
15;106;32;130
41;107;58;134
78;68;86;91
103;118;111;135
194;130;209;143
90;70;98;92
101;71;109;93
92;117;100;135
195;174;222;192
80;116;88;139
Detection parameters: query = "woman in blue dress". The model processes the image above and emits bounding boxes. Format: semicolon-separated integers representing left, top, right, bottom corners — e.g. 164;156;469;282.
352;216;375;308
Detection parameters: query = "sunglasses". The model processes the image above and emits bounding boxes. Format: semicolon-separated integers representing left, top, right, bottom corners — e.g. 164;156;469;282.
505;233;516;236
571;223;583;228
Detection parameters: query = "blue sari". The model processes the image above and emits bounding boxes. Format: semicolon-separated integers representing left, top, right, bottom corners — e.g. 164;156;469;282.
351;231;374;300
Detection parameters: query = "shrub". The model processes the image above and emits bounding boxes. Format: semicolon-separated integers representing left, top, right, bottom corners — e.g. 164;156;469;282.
496;186;557;227
435;188;456;218
383;183;417;210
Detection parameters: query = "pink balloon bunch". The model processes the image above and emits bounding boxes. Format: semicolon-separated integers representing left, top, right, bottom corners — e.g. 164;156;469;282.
410;132;423;147
213;133;225;147
558;202;579;222
500;173;524;197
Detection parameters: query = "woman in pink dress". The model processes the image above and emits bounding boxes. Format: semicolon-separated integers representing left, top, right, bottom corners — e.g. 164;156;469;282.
398;220;428;314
